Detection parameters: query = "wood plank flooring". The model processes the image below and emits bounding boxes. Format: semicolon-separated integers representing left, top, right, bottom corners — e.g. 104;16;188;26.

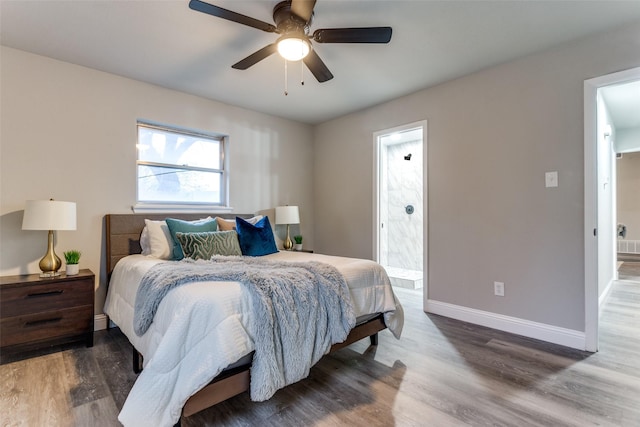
1;276;639;426
618;260;640;280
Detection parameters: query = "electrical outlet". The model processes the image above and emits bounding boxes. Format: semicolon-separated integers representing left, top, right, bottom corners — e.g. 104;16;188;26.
494;281;505;297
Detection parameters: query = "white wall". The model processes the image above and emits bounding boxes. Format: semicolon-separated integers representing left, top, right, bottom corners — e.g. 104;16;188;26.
314;22;640;332
596;94;616;298
615;127;640;153
0;46;314;314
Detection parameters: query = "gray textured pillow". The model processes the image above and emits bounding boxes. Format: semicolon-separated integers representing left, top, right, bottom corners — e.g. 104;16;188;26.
175;230;242;260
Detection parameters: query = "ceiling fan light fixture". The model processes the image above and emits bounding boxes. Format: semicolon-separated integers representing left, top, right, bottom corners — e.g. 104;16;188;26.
277;35;310;61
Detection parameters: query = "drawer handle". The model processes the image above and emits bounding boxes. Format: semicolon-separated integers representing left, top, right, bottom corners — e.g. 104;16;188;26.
25;317;62;327
27;290;64;298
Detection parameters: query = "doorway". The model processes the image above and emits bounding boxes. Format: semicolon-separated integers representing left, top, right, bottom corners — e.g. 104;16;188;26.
374;121;427;291
584;67;640;352
615;151;640;282
600;81;640;287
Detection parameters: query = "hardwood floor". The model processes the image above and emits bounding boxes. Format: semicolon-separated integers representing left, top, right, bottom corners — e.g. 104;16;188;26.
618;261;640;280
1;279;639;426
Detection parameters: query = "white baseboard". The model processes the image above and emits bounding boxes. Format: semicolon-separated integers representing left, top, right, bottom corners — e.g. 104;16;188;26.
598;279;614;310
93;302;587;349
425;299;586;350
94;314;108;331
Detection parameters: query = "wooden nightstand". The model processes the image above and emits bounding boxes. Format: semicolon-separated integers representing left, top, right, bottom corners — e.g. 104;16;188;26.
0;269;95;355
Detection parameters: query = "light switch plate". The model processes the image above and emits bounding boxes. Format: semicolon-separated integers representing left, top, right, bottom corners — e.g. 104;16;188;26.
545;171;558;188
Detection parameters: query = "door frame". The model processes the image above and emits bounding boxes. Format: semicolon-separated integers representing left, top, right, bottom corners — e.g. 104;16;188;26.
584;66;640;352
373;120;428;290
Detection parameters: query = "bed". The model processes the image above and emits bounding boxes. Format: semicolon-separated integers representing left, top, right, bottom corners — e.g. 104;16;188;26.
103;213;403;427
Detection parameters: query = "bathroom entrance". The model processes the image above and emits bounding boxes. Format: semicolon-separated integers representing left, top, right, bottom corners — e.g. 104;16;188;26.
374;121;426;290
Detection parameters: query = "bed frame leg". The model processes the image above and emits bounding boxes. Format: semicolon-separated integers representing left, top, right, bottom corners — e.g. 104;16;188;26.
370;333;378;346
132;347;143;374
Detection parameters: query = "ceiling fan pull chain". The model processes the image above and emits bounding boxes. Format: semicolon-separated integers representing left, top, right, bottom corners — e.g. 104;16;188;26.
301;58;305;86
284;58;288;96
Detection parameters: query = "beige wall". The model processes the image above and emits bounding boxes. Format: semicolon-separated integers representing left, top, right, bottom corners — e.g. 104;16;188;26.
2;22;640;337
0;47;314;314
617;151;640;241
313;23;640;331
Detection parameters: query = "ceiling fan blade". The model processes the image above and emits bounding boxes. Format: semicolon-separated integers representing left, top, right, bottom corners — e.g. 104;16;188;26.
189;0;276;33
291;0;316;23
303;50;333;83
232;44;278;70
313;27;392;43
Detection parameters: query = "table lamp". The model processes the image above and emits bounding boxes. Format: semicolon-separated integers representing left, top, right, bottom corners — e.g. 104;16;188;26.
22;199;77;277
275;206;300;251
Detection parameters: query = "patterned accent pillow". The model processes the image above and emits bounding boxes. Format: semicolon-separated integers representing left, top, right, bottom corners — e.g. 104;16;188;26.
165;217;217;260
175;230;242;260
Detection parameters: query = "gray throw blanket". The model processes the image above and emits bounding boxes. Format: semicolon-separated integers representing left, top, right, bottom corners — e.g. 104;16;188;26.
134;255;356;401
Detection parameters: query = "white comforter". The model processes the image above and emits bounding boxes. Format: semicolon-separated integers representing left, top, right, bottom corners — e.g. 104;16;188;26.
103;251;404;427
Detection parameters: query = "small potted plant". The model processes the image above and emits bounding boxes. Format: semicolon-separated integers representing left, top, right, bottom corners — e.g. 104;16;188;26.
293;235;303;251
64;250;81;275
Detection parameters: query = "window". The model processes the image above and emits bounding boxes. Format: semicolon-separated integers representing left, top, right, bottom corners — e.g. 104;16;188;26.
136;121;228;208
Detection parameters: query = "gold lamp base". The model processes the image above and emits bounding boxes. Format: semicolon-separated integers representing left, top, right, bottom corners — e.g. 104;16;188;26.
39;230;62;278
283;224;293;251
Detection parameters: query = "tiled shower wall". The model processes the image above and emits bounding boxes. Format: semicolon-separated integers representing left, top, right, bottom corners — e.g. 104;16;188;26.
380;140;423;271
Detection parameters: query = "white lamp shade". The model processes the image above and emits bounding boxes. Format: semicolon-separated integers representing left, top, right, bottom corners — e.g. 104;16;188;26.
275;206;300;225
22;200;77;231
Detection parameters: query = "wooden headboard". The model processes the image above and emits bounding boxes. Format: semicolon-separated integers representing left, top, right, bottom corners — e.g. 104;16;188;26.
105;213;253;275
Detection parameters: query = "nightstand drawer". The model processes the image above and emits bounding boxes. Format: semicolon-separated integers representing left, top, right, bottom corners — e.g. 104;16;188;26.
0;278;93;317
0;270;95;356
0;305;93;347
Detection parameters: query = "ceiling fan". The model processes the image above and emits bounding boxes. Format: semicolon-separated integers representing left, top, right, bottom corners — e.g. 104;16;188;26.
188;0;392;83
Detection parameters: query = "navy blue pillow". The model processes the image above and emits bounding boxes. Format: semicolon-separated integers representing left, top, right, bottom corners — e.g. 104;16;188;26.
165;217;218;260
235;216;278;256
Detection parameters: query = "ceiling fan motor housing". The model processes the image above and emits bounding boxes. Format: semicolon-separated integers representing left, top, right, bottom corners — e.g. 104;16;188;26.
273;0;312;34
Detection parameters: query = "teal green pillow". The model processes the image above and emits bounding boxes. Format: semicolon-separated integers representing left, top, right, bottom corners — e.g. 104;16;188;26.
175;230;241;260
165;217;217;260
235;216;278;256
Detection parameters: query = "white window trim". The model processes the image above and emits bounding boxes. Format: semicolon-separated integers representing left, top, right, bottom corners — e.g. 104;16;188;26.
136;120;230;210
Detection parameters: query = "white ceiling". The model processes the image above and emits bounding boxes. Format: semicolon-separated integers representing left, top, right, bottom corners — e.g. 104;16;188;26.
2;0;640;125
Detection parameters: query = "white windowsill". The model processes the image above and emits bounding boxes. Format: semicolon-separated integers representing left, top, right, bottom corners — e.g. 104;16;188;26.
132;204;234;214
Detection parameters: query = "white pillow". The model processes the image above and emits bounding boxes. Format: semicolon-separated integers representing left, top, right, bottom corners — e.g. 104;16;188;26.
140;219;174;259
